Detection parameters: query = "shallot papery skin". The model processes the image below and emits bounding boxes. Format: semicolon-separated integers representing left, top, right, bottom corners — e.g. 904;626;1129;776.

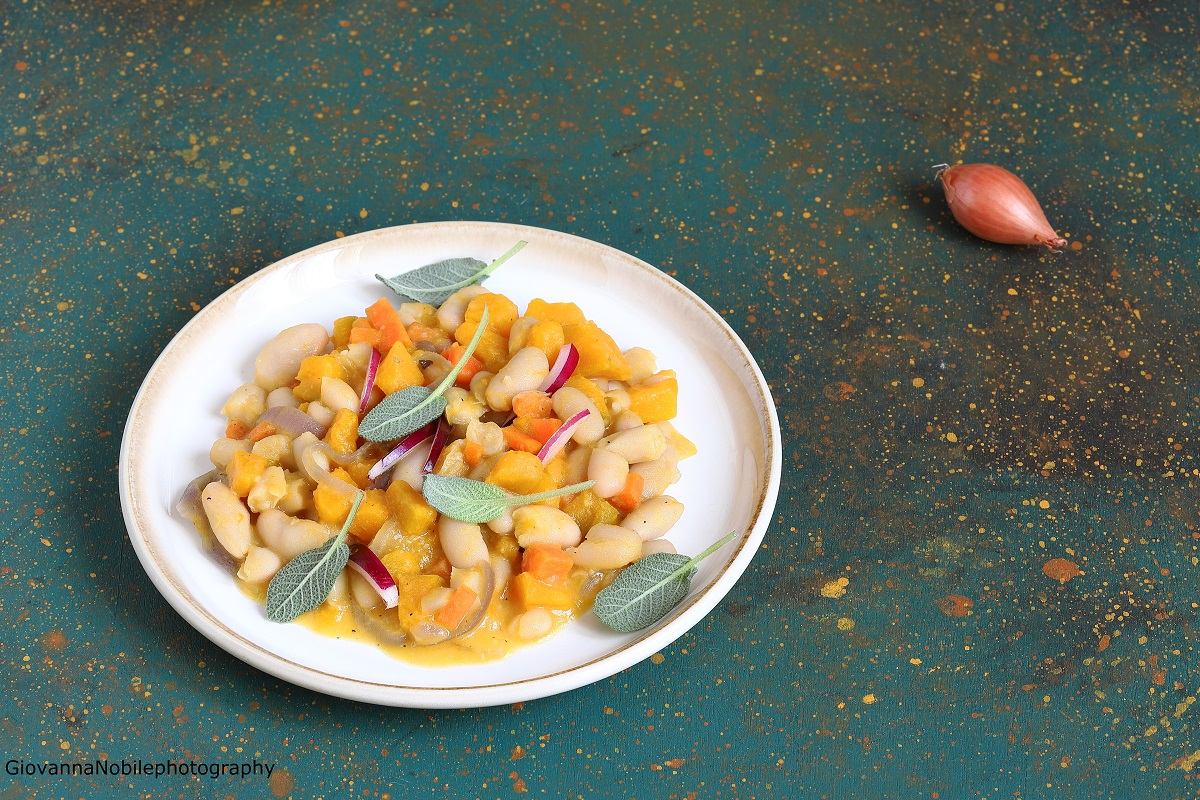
937;163;1067;252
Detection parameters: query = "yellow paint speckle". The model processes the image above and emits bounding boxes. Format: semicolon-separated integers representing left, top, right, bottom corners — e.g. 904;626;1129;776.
230;207;244;215
909;657;922;665
1007;288;1018;295
820;576;850;599
1039;500;1050;509
912;377;925;388
650;653;665;664
836;617;855;631
946;432;958;442
862;694;876;704
359;209;369;218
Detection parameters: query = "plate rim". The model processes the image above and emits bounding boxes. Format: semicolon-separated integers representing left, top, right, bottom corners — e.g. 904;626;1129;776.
118;220;782;708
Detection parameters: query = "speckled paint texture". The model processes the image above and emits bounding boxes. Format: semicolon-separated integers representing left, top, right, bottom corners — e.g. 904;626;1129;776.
3;0;1199;797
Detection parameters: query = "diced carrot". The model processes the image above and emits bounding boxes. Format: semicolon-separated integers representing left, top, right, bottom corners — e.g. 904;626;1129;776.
433;584;479;630
225;419;249;439
349;326;383;349
511;391;553;418
516;415;562;445
247;420;277;443
366;297;413;352
503;425;543;455
521;543;574;585
463;440;485;467
609;472;645;514
441;343;484;389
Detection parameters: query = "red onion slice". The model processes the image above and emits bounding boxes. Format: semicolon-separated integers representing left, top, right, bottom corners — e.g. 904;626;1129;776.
348;544;399;608
358;346;381;415
539;344;579;393
423;418;449;474
536;408;591;463
366;422;437;481
258;405;326;438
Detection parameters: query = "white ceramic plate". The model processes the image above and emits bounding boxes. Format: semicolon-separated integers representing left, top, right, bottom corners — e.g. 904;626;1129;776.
119;221;781;708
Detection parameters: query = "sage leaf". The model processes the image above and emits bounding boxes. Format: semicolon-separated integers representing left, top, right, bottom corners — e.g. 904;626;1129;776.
265;492;364;623
358;305;489;442
422;474;595;523
593;530;737;633
376;240;528;305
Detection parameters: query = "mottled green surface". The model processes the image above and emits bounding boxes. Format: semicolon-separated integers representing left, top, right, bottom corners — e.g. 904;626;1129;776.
3;1;1199;798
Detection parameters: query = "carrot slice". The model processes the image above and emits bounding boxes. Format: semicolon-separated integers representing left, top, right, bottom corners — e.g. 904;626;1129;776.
366;297;413;352
515;415;562;445
463;440;484;467
225;419;249;439
441;343;484;388
349;326;383;349
247;420;277;443
503;426;543;455
609;472;645;513
433;584;478;630
521;543;574;585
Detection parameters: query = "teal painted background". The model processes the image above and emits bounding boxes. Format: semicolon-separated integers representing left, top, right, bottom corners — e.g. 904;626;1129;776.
3;1;1199;797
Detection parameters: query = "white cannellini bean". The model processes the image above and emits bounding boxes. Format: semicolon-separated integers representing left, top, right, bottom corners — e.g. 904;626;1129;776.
439;517;489;569
587;448;629;499
624;347;657;384
421;586;453;614
508;316;540;356
201;481;252;559
619;495;684;540
631;456;682;500
221;383;266;427
485;347;549;412
490;552;513;593
436;285;490;333
246;465;288;513
486;506;514;535
450;566;486;595
276;471;312;514
238;546;283;582
598;424;667;464
551;386;605;444
513;506;583;548
398;302;437;326
445;387;487;425
613;410;644;431
641;539;677;557
266;386;300;409
466;419;505;456
254;323;330;391
256;508;332;562
563;446;592;486
349;571;384;609
325;571;350;609
515;608;554;640
209;437;250;469
604;388;632;415
251;433;294;468
305;400;336;429
567;524;642;569
320;377;360;415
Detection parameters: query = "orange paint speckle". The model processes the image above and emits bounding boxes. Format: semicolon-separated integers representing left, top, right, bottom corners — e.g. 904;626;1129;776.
1042;558;1082;583
1098;634;1111;652
41;630;66;650
513;778;528;793
823;381;856;401
15;61;28;71
936;594;973;617
270;767;295;797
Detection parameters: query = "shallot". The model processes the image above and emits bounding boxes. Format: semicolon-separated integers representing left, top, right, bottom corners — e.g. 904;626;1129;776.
935;163;1067;252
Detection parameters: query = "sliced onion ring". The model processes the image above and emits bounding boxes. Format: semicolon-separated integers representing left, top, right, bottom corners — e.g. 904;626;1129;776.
347;544;399;608
539;344;579;394
366;422;437;481
536;408;592;463
258;405;326;438
423;418;449;474
299;440;373;498
358;346;381;415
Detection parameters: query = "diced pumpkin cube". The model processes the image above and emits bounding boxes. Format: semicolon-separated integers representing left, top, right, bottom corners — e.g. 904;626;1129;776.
379;548;421;580
526;298;586;326
657;421;697;459
465;293;520;336
313;467;357;527
294;355;348;402
453;320;510;372
348;488;389;544
509;572;575;610
227;450;271;498
563;321;631;381
628;377;678;423
324;407;360;454
521;543;574;584
341;457;373;488
366;297;414;353
332;315;357;349
526;320;565;364
385;479;438;536
489;533;521;562
486;451;555;497
374;342;425;395
562;490;620;535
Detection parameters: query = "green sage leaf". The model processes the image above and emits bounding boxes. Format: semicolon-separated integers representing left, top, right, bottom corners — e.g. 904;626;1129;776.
422;474;595;523
359;386;445;442
357;305;489;442
265;492;364;623
593;531;737;633
375;240;528;305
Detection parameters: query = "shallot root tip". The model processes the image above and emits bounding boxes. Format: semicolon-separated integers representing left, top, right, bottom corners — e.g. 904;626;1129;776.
931;163;951;179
